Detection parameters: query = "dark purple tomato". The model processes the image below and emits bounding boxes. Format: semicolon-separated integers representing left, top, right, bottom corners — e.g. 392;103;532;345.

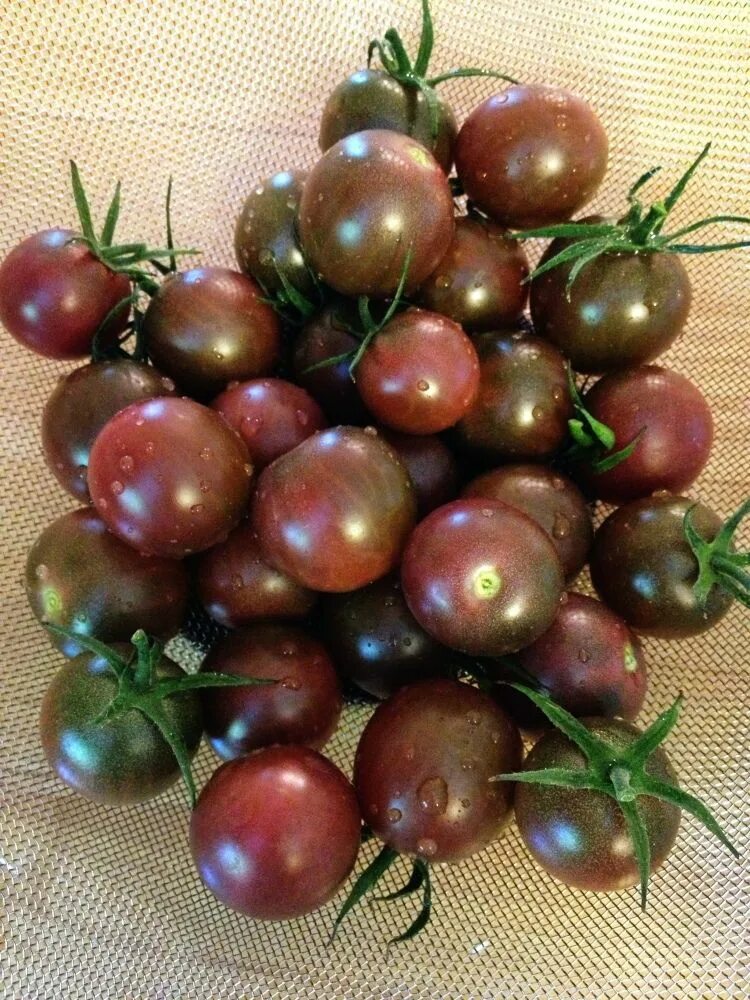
212;377;326;470
455;85;608;229
515;718;680;892
319;69;457;173
321;574;459;700
89;397;252;558
401;498;565;656
234;169;315;296
0;229;131;359
530;245;691;374
253;426;416;592
590;495;733;638
25;508;189;657
292;306;371;424
462;464;592;582
200;624;341;759
142;267;281;399
190;746;361;919
299;130;455;297
418;216;529;331
40;646;201;804
515;593;647;720
576;366;713;502
195;518;316;628
356;308;480;434
455;331;572;461
41;359;177;502
378;429;459;516
354;679;522;861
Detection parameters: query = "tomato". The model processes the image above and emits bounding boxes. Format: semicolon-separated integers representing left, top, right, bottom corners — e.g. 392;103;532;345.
253;426;416;592
354;679;522;861
575;366;713;503
319;69;457;172
212;377;326;470
356;308;480;434
530;243;691;374
378;429;459;516
25;508;189;657
455;85;608;228
234;169;315;296
199;624;341;759
589;496;733;638
40;645;202;804
41;359;176;502
401;498;565;656
0;229;130;359
142;267;281;399
88;397;252;558
195;518;316;628
418;216;529;331
299;130;455;297
514;718;680;892
462;464;592;583
321;574;459;700
190;746;361;919
454;331;572;461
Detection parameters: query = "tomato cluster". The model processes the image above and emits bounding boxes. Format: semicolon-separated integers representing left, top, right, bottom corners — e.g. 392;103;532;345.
4;0;746;946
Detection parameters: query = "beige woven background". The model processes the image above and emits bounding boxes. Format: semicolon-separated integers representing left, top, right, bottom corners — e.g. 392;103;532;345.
1;1;748;997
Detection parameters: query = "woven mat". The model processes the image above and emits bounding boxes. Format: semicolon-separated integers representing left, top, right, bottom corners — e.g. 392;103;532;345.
1;1;748;997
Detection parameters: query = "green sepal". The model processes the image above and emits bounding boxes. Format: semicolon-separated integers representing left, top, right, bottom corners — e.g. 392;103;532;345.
684;499;750;610
330;844;398;943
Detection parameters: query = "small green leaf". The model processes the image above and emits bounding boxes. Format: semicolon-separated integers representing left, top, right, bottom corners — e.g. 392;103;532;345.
152;672;275;698
69;161;97;244
165;175;176;272
639;776;739;859
627;165;662;204
43;624;126;678
383;28;412;75
330;844;398;943
507;684;607;763
590;427;645;474
618;798;651;911
138;696;197;807
413;0;434;77
627;695;683;769
372;858;424;901
99;180;122;247
662;142;711;218
664;214;750;243
490;767;604;791
389;860;432;945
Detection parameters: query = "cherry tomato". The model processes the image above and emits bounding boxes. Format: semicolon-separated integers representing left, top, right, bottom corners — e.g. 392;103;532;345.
401;498;565;656
89;397;252;558
356;308;480;434
354;679;522;861
41;359;176;502
455;85;608;228
253;426;416;592
200;624;341;759
190;746;361;919
25;508;189;657
418;216;529;331
299;130;455;297
143;267;281;399
0;229;130;359
378;428;459;516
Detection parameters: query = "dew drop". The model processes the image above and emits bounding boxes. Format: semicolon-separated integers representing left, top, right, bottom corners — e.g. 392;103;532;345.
200;447;211;461
552;513;571;539
135;417;145;427
490;730;502;744
461;798;471;809
169;538;178;545
97;497;108;510
161;377;176;392
35;564;49;581
552;387;564;402
119;455;134;473
417;379;430;392
144;441;155;456
532;405;545;421
243;463;253;476
466;711;480;726
286;196;297;210
111;480;124;495
435;274;452;289
213;351;224;361
480;507;494;518
370;803;379;816
416;838;438;858
551;475;566;491
281;676;302;691
559;591;569;604
258;249;274;266
478;171;488;181
402;636;412;647
387;807;402;824
296;409;309;427
383;596;396;608
404;745;415;761
578;648;591;663
199;480;211;494
363;425;378;436
242;416;263;437
55;461;64;471
190;504;204;514
254;185;264;196
461;757;477;772
281;642;297;656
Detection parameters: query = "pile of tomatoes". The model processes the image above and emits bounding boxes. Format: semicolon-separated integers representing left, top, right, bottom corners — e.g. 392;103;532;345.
2;0;746;944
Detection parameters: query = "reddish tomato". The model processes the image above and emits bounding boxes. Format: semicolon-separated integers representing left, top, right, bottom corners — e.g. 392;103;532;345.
190;747;361;919
0;228;130;359
356;308;480;434
88;397;252;558
378;429;459;516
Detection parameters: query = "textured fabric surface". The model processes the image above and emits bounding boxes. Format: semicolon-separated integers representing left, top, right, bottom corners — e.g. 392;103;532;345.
1;1;748;997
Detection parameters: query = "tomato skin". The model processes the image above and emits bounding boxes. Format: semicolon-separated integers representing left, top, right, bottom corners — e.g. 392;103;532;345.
589;496;733;638
253;426;416;592
41;360;176;502
401;499;565;656
190;746;362;919
299;130;455;297
143;268;281;399
378;429;459;516
455;85;608;228
0;229;130;359
354;679;522;861
515;719;680;892
576;366;713;503
195;518;316;628
40;647;202;804
462;465;592;583
418;216;529;331
319;69;457;172
89;397;252;558
356;308;480;435
25;508;189;657
530;247;691;374
200;624;341;759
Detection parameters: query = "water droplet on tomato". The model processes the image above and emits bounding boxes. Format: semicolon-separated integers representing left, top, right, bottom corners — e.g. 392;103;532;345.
578;648;591;663
532;406;545;421
258;249;274;265
135;417;145;427
435;274;451;289
416;837;438;858
387;807;402;823
200;447;212;461
111;481;124;495
213;351;224;361
552;513;570;539
404;746;415;761
35;564;49;580
466;711;480;726
461;798;471;809
281;642;297;656
296;409;309;427
242;416;263;437
199;480;211;494
461;757;477;771
480;507;494;518
97;497;108;510
119;455;134;473
282;676;301;691
363;426;378;436
190;504;204;514
144;441;155;456
161;377;175;392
